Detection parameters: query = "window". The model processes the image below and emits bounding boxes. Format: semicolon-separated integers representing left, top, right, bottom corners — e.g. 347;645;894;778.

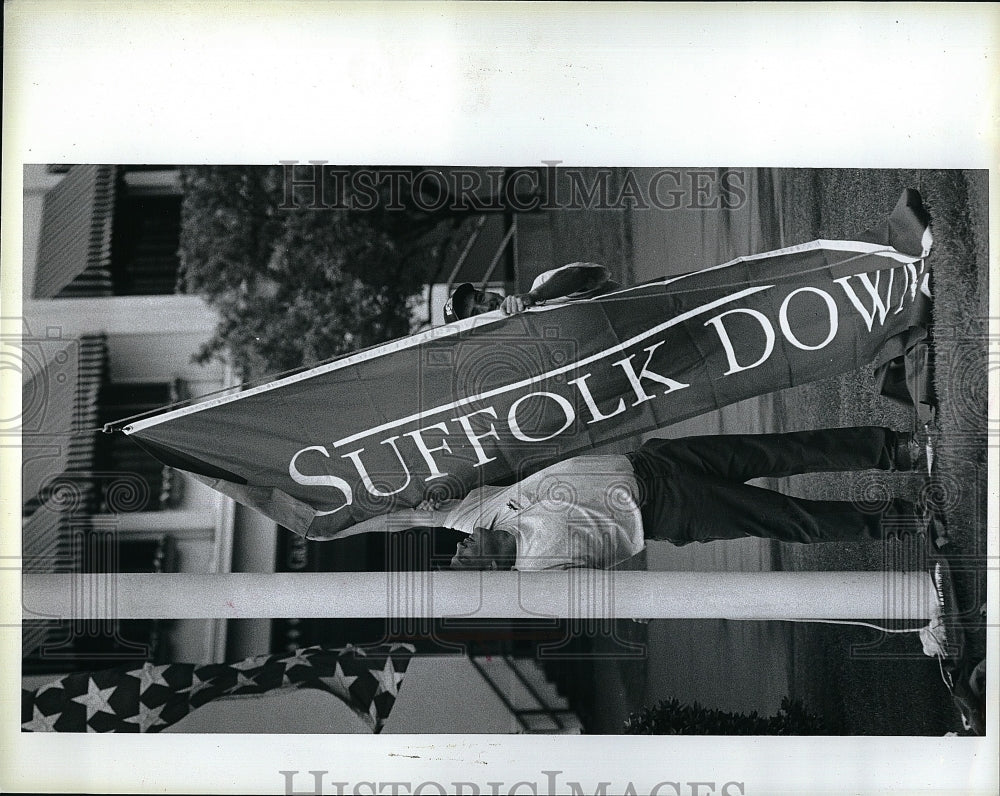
35;165;185;299
108;168;183;295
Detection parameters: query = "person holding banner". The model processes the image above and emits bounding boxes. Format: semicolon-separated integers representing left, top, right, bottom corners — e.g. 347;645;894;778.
123;190;934;548
430;426;929;571
309;425;931;570
442;261;619;322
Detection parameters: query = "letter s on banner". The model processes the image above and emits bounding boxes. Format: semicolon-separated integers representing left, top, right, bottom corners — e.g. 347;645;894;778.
289;446;353;515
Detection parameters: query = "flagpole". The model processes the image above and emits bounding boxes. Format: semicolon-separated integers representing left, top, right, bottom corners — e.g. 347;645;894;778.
22;571;937;620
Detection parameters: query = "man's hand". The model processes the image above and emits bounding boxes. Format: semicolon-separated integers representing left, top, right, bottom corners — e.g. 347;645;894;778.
500;293;536;316
416;498;444;511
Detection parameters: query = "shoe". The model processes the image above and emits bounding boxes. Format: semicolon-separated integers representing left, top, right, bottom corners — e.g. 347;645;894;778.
892;432;929;472
925;559;986;736
951;657;987;735
916;491;954;550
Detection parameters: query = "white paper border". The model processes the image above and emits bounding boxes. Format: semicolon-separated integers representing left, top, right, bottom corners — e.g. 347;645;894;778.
3;2;997;794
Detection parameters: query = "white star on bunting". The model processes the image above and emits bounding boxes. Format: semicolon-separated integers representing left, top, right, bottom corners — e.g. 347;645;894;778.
276;648;314;672
23;705;60;732
231;657;262;671
34;679;64;696
178;672;214;698
126;663;171;694
71;679;117;722
318;662;358;697
372;657;404;697
123;702;168;732
234;672;258;689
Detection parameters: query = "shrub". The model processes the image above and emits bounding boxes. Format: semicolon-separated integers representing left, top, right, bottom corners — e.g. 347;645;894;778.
177;165;469;379
623;696;828;735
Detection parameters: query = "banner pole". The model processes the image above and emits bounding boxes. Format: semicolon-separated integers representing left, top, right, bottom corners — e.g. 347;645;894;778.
22;570;937;621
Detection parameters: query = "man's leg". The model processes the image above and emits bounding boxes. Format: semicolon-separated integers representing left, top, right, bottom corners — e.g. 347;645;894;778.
640;472;918;545
630;426;914;484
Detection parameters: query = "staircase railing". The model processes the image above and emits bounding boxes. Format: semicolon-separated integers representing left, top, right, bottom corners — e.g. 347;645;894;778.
467;654;579;733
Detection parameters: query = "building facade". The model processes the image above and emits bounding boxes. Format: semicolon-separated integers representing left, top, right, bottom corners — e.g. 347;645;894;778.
21;164;260;669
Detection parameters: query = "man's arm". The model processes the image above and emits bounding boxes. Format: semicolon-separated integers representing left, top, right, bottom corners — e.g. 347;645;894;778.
306;499;460;541
500;262;610;315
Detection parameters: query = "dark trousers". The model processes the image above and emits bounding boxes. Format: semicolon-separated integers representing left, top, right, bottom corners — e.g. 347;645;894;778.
626;427;915;545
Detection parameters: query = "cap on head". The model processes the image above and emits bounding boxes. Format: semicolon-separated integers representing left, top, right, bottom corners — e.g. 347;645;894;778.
443;283;477;323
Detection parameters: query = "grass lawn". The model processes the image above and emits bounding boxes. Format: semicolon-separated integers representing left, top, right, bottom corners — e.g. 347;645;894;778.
771;169;989;734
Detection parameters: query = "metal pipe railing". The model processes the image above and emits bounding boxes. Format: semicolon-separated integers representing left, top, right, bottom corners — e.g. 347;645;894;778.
21;570;940;620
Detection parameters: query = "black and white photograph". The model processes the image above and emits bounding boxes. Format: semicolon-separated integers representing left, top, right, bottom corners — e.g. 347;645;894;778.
3;4;997;796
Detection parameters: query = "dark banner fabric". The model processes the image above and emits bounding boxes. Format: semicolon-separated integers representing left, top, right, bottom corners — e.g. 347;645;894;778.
124;190;932;540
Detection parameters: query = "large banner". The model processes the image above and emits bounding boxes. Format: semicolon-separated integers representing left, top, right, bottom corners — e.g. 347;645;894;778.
124;190;932;539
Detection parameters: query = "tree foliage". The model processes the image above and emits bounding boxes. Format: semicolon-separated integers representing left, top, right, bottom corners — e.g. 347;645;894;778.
177;166;469;380
623;696;829;735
